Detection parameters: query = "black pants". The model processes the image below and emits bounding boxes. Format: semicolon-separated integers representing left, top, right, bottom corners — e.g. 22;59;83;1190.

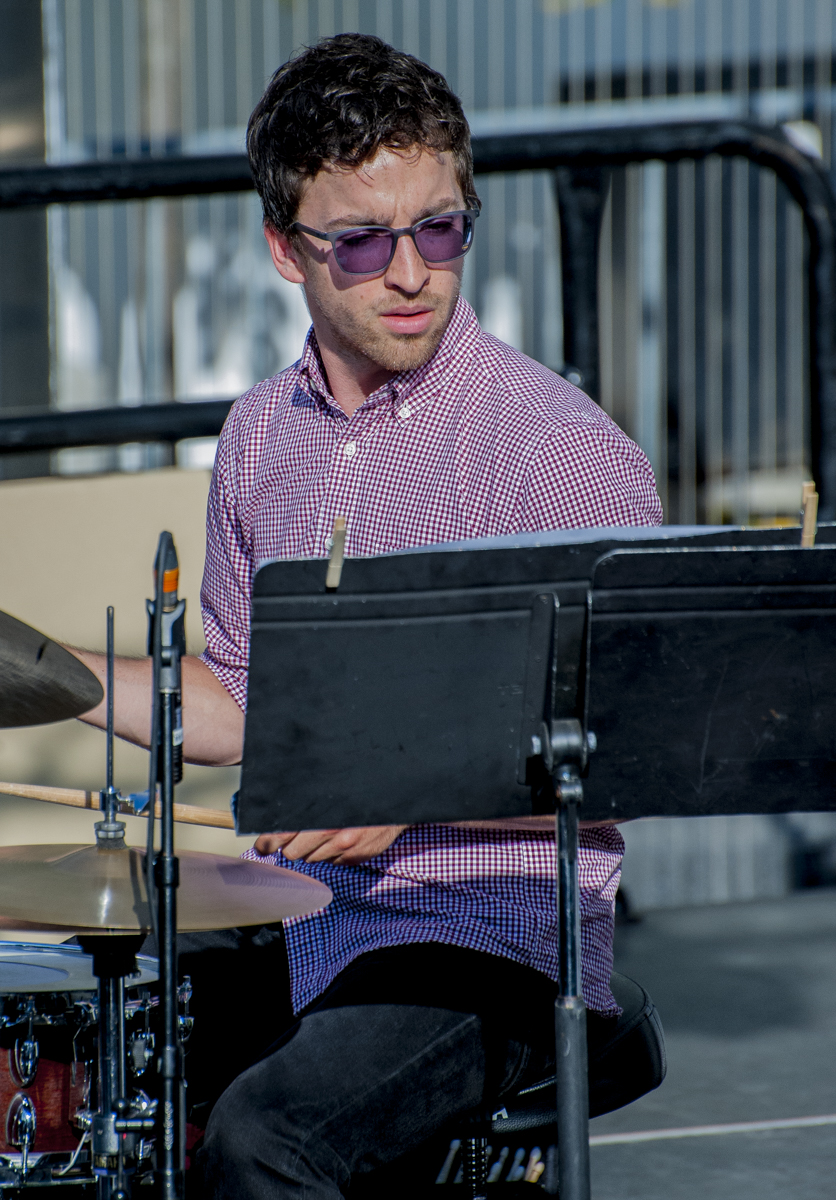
173;928;599;1199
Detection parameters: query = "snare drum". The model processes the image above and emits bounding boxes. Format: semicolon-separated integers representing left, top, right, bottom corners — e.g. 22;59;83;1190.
0;944;157;1188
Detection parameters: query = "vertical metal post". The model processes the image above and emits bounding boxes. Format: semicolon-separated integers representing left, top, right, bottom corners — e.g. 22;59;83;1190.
80;935;144;1200
553;166;611;402
156;690;182;1198
148;532;186;1200
554;761;590;1200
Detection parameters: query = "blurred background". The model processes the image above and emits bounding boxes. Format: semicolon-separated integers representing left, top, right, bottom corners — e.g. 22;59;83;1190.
0;0;835;900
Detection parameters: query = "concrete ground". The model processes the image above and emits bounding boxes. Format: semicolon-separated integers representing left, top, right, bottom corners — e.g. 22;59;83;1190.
591;888;836;1200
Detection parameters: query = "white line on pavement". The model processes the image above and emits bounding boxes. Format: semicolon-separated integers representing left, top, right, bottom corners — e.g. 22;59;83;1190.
590;1114;836;1146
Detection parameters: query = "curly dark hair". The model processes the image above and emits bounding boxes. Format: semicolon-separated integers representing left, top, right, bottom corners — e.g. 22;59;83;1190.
247;33;475;234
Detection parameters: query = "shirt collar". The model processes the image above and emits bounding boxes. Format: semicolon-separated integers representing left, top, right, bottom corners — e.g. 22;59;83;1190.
296;295;480;415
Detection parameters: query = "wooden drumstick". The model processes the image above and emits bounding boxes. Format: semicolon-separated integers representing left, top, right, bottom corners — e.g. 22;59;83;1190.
0;780;235;830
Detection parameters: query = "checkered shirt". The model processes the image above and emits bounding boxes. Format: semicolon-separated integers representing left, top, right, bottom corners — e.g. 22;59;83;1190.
202;296;662;1016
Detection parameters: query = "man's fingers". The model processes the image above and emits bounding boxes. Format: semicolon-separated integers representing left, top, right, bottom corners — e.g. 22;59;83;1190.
305;825;408;865
254;831;301;855
253;826;408;865
275;830;342;861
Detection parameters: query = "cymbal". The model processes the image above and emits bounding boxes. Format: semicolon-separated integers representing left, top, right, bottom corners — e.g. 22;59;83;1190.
0;844;332;932
0;943;159;994
0;610;103;727
0;915;84;945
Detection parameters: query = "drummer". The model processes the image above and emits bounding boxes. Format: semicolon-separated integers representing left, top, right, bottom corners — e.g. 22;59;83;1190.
74;33;662;1199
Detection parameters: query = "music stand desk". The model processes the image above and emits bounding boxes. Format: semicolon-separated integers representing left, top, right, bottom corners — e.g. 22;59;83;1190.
238;524;836;1200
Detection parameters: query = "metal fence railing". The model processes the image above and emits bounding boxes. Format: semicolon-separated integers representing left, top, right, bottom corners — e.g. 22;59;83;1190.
2;114;836;516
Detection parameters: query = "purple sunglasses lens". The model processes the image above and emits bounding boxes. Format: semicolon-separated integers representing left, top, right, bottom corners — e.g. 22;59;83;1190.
333;229;394;274
333;214;472;273
414;214;469;262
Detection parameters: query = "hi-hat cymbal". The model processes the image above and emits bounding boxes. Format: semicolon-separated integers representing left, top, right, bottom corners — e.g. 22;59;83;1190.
0;610;103;727
0;844;332;932
0;943;159;994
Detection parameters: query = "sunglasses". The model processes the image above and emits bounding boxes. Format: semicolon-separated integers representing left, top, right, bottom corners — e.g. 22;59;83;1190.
291;203;481;276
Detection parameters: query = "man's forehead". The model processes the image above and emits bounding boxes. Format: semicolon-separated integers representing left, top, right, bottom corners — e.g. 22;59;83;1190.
298;146;461;217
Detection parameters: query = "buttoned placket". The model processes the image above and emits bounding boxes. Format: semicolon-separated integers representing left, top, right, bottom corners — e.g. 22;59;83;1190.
316;385;397;553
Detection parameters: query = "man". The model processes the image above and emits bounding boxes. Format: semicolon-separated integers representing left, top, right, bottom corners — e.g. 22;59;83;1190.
75;33;661;1198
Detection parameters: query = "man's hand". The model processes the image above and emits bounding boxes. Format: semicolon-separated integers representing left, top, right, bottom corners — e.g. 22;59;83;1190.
254;825;407;866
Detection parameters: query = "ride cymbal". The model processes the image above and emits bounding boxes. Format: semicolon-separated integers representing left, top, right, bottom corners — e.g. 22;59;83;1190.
0;844;332;932
0;610;103;728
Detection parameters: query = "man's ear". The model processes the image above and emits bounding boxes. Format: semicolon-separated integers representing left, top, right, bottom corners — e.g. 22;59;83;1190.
264;224;307;285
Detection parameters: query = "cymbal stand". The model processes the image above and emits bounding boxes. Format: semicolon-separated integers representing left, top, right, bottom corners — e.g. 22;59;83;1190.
147;533;186;1200
81;608;155;1200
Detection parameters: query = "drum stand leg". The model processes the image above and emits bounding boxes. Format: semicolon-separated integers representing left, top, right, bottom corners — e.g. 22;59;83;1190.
78;933;154;1200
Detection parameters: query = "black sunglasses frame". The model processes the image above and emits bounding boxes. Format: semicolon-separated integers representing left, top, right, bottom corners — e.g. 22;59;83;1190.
290;202;481;276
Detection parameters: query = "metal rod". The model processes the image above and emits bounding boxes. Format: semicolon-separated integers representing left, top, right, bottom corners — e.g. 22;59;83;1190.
106;607;115;802
157;691;181;1199
149;531;185;1200
554;765;591;1200
96;975;118;1200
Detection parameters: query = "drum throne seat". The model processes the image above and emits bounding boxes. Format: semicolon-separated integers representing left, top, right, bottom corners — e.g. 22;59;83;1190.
351;971;665;1198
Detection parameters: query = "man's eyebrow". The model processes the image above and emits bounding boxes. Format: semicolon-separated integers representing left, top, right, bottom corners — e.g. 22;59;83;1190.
322;198;463;232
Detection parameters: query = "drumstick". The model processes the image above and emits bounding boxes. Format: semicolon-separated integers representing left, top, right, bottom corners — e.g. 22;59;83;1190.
0;780;235;830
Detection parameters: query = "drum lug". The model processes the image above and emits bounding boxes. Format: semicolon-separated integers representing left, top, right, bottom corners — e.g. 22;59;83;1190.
6;1093;37;1178
128;1031;155;1077
178;975;194;1043
13;1033;39;1087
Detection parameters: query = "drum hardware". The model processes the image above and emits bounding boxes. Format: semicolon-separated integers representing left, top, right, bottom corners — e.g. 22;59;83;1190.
5;1093;36;1177
13;1001;38;1087
77;932;156;1198
125;994;157;1080
0;547;332;1194
177;977;193;1044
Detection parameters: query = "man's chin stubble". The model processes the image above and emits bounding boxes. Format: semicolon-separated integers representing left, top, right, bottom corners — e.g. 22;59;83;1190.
366;326;446;373
333;307;451;374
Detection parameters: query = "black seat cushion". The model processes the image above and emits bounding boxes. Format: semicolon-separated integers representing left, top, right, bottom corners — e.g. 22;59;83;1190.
489;971;666;1135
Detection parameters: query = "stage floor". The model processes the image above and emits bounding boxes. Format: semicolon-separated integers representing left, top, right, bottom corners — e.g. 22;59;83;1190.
591;887;836;1200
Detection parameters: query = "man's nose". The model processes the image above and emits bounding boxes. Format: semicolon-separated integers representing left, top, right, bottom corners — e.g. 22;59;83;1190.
384;232;430;293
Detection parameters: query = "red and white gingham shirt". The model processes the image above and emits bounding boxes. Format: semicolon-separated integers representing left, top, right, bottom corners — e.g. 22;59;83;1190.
201;297;662;1015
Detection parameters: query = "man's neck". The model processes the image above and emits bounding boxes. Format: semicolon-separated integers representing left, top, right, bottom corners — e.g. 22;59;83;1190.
315;333;395;417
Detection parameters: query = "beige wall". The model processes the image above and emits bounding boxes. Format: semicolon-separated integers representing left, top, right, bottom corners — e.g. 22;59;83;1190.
0;468;243;858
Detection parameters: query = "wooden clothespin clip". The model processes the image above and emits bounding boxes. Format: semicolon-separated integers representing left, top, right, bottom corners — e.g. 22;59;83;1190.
801;480;818;548
325;515;347;591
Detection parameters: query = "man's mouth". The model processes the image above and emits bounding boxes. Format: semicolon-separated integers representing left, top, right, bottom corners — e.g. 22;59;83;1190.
378;307;436;336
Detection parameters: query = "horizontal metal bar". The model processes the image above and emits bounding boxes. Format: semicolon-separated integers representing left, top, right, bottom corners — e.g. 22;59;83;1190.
0;154;253;208
0;399;234;452
0;119;813;207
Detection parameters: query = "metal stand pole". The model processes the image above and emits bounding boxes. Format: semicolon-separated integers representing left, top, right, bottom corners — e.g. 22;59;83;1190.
546;719;593;1200
156;690;182;1199
554;763;590;1200
78;934;149;1200
147;533;186;1200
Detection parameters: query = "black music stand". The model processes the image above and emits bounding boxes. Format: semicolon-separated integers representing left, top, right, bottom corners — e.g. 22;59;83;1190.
237;523;836;1200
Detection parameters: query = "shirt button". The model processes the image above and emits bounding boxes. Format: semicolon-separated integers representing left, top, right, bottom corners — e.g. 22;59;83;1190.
399;405;412;420
343;442;357;458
